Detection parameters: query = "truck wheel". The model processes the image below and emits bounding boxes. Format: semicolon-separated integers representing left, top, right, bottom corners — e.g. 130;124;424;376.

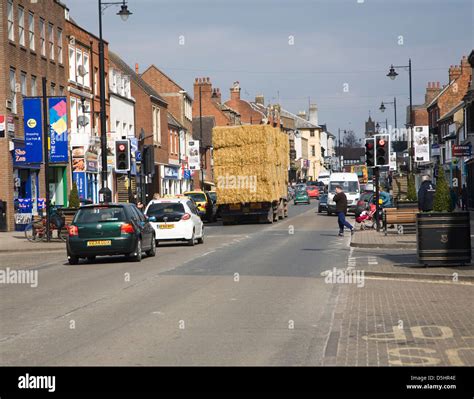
266;208;274;224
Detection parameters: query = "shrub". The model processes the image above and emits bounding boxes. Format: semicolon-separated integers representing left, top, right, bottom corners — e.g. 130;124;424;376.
406;174;417;201
433;168;451;212
68;182;80;209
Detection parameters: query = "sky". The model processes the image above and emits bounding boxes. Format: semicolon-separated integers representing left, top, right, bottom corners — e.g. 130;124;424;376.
65;0;473;142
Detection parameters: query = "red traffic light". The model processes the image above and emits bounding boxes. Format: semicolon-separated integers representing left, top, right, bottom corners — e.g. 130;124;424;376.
118;144;125;152
378;139;385;146
366;142;373;149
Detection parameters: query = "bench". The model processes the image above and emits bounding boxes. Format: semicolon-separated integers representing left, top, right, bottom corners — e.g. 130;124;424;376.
383;207;418;235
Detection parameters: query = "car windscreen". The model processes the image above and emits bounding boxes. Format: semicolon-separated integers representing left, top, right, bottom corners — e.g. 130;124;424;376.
74;206;126;223
360;192;373;202
329;181;359;194
307;186;317;190
146;203;185;217
186;193;207;203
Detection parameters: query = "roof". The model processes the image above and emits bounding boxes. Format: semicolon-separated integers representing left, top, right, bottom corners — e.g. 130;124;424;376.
109;51;167;106
167;112;184;129
140;64;193;101
280;109;320;129
219;103;240;116
192;116;215;148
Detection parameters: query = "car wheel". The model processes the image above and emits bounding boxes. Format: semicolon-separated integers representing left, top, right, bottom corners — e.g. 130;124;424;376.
187;230;195;246
318;207;322;213
87;256;96;263
197;229;204;244
146;235;156;257
68;255;79;265
129;239;142;262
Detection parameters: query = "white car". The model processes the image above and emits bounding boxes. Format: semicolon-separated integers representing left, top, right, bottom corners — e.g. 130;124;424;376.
144;198;204;246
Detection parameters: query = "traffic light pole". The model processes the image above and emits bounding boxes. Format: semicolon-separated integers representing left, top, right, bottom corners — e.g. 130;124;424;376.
374;166;380;232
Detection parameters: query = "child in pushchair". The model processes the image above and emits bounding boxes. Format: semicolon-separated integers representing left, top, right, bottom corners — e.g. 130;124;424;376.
355;203;376;230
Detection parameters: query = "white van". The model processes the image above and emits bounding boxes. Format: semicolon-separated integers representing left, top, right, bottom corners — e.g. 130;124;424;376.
318;171;330;186
327;172;360;215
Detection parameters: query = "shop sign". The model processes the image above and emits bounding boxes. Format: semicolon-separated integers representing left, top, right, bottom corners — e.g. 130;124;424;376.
23;98;43;163
73;171;86;199
48;97;68;163
7;115;15;136
452;144;472;157
164;166;179;179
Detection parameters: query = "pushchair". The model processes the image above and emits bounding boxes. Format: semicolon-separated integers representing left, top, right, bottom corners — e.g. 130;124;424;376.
355;203;376;230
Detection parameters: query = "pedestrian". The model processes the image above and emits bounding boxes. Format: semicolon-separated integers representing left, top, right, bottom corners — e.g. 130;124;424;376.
136;201;144;211
153;193;161;200
449;187;458;212
461;184;468;210
333;185;354;237
418;175;436;212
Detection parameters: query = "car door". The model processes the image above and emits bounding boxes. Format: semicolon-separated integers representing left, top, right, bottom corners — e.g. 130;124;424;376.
130;205;152;249
187;200;203;236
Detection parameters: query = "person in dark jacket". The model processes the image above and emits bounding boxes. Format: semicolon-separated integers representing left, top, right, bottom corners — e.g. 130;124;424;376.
418;175;436;212
461;184;468;210
449;188;458;211
333;185;354;236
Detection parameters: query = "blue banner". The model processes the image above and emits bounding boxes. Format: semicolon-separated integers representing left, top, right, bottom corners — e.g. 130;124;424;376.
73;172;86;199
48;97;68;163
23;98;43;163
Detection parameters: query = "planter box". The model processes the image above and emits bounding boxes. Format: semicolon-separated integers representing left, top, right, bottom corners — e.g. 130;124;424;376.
396;200;418;210
417;212;472;265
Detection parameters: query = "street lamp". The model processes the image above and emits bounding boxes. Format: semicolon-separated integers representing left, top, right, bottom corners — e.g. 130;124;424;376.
386;59;413;171
98;0;132;203
379;97;397;129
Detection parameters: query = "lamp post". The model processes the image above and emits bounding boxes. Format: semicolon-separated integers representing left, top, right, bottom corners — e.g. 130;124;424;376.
98;0;132;203
387;59;413;171
379;97;397;129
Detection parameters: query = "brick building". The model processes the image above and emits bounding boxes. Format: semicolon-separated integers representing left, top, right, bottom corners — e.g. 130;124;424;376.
141;64;193;193
224;81;265;124
109;52;168;202
1;0;68;231
65;16;109;205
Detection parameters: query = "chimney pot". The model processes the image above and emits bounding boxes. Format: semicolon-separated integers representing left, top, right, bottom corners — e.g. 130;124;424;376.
135;63;139;74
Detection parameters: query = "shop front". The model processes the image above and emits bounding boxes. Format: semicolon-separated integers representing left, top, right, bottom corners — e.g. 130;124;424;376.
161;165;180;196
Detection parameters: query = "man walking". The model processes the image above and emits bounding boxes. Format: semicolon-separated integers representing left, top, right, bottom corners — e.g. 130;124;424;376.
333;185;354;237
418;175;435;212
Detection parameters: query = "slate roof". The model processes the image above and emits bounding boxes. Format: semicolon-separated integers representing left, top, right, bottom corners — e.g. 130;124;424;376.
192;116;215;148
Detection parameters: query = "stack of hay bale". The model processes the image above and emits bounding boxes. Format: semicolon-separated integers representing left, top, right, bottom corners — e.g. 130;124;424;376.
213;125;289;204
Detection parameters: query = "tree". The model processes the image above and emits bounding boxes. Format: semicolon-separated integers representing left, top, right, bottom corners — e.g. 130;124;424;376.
433;168;451;212
68;182;80;209
342;130;360;148
406;173;417;201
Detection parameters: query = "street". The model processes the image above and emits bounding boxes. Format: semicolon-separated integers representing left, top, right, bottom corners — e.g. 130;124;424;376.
1;202;473;366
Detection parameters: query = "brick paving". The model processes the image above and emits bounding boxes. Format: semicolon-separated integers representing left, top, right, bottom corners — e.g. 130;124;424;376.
351;229;416;249
323;279;474;366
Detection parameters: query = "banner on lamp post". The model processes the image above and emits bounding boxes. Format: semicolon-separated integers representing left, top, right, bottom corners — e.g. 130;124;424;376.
188;140;200;170
48;97;68;163
23;98;43;163
413;125;430;163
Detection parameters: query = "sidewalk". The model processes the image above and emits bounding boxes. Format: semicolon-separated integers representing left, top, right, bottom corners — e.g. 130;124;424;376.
0;231;65;253
350;229;416;249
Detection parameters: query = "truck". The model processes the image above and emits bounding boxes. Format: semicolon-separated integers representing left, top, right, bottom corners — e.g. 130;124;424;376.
212;125;289;225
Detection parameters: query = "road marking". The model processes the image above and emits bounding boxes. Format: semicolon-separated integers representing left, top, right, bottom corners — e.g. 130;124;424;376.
201;251;216;257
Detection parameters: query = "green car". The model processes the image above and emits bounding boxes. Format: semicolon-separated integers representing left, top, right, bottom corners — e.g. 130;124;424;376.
67;203;156;265
294;189;310;205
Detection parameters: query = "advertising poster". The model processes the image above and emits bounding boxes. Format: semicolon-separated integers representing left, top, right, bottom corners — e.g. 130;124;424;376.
23;98;43;163
413;125;430;163
72;171;86;199
48;97;68;163
188;140;200;170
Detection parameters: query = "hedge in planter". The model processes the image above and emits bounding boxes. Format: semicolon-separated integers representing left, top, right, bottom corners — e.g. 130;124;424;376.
396;174;418;209
417;168;471;265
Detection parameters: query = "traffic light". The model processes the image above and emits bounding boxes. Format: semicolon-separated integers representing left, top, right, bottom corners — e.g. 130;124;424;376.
375;134;390;166
365;138;375;167
115;139;130;172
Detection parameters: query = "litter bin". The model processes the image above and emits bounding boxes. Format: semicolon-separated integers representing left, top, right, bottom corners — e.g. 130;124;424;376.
0;200;7;232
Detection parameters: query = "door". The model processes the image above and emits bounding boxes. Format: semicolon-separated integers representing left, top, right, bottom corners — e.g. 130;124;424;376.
130;205;152;248
187;200;203;236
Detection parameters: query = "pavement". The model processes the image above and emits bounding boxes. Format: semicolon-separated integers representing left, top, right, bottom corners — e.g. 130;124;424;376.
0;231;66;253
1;202;473;366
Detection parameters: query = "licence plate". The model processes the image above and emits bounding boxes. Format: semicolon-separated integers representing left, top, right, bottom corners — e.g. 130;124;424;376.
229;204;240;210
250;203;262;209
159;224;175;229
87;240;111;247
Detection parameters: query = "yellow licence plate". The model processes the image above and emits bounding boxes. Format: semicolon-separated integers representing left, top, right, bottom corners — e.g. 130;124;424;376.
159;224;175;229
250;203;262;209
87;240;111;247
229;204;240;210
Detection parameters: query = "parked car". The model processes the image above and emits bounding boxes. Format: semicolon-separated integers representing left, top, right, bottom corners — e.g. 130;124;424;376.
66;203;156;265
144;198;204;246
306;185;320;199
294;187;310;205
318;193;328;213
184;190;216;222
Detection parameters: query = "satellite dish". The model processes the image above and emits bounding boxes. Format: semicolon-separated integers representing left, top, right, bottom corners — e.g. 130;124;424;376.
77;115;89;128
77;65;88;77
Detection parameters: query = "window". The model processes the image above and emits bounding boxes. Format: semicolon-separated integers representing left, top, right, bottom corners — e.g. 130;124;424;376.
50;82;55;96
9;68;17;113
76;49;83;85
311;145;316;157
8;1;14;41
20;72;27;96
310;130;315;137
57;29;63;63
48;23;54;60
94;68;98;95
123;123;127;136
28;12;35;51
83;52;90;87
152;106;161;144
31;75;37;96
59;86;64;95
70;97;77;134
68;46;75;81
115;120;120;134
18;6;25;46
39;19;45;56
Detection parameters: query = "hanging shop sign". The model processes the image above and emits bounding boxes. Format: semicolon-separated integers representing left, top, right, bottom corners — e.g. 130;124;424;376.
48;97;68;163
452;144;472;157
23;98;43;163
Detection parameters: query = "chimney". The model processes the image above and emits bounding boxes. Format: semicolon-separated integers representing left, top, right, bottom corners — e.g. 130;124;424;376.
230;81;240;101
449;64;462;82
309;103;318;126
211;87;221;103
193;77;213;102
297;110;307;120
255;94;264;105
135;63;139;74
425;81;442;104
